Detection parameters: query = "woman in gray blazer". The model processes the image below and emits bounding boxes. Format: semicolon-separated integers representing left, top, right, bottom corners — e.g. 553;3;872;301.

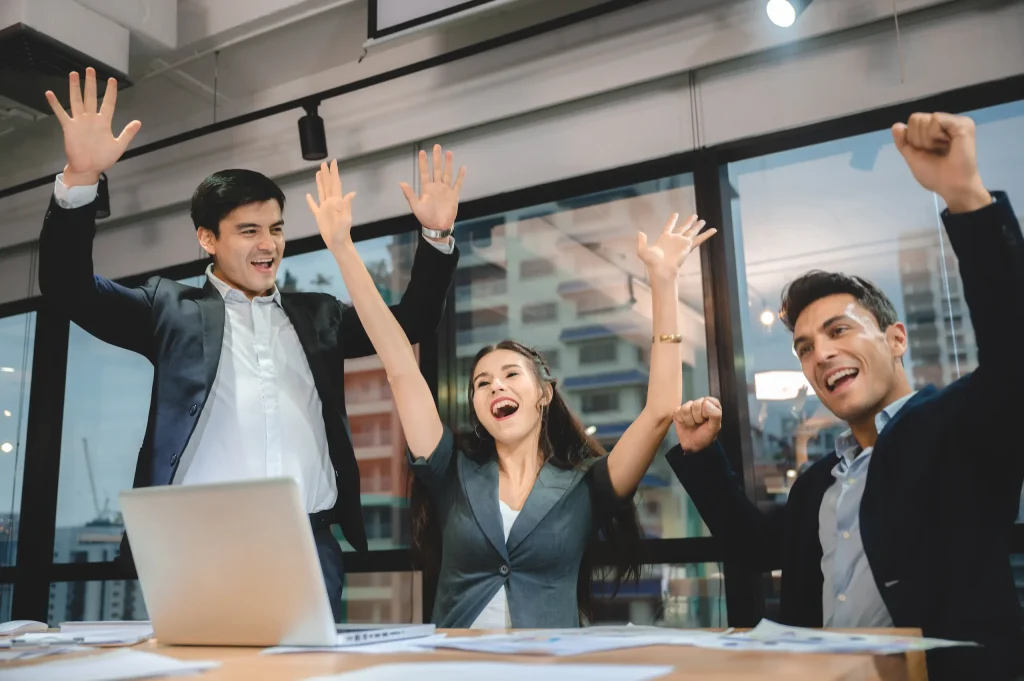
307;152;715;627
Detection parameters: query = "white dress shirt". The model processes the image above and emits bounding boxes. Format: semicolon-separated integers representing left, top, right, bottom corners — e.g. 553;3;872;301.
54;174;455;513
470;500;520;629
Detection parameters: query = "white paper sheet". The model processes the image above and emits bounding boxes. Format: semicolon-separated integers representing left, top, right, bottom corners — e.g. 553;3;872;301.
0;645;90;662
11;631;153;647
0;649;219;681
263;633;448;655
722;619;978;654
303;661;674;681
433;628;718;656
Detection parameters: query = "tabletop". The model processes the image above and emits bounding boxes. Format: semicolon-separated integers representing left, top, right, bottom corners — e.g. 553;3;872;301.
1;628;928;681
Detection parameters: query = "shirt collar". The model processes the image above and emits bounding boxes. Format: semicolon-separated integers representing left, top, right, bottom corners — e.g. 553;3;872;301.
205;263;282;306
834;391;917;464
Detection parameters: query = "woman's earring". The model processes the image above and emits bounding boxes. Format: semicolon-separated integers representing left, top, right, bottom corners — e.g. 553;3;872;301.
474;424;488;439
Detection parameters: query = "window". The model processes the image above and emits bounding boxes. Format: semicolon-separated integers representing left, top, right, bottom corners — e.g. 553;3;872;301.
521;302;558;324
578;338;617;364
581;390;620;414
452;174;713;550
725;99;1024;511
340;571;422;624
47;580;147;626
0;312;34;568
55;233;421;562
591;563;725;627
520;257;556;279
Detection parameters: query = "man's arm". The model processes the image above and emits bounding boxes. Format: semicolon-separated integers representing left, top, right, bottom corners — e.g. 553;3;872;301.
38;69;154;357
338;144;464;359
667;398;785;571
893;113;1024;499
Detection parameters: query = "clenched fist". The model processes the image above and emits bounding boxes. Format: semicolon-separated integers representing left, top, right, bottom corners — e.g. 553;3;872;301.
672;397;722;453
891;112;991;213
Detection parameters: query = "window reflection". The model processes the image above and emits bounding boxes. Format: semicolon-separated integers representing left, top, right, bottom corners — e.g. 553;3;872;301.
0;312;34;569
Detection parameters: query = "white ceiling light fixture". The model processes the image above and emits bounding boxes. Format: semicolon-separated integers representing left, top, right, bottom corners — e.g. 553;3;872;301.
767;0;813;28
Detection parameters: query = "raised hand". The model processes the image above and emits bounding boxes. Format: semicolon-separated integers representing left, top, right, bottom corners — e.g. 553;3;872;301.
891;112;991;213
306;160;357;253
637;213;717;280
44;68;142;187
672;397;723;453
399;144;466;238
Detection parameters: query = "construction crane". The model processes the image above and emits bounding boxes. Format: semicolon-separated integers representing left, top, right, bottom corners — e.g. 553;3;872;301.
82;438;112;523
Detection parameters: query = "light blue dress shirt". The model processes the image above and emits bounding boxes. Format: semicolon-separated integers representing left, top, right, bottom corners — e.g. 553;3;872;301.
819;392;916;627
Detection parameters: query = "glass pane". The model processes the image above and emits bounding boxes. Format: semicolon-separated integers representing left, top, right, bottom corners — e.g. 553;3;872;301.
1;584;12;622
591;563;725;627
0;312;36;567
341;571;422;623
56;324;152;560
47;580;147;626
1014;555;1024;609
728;99;1024;511
452;175;712;539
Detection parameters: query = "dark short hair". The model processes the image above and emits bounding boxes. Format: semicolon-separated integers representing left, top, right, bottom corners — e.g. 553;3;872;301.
780;270;898;332
190;169;286;236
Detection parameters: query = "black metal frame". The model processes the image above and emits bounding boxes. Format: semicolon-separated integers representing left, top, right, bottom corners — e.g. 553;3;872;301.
3;71;1023;624
368;0;498;40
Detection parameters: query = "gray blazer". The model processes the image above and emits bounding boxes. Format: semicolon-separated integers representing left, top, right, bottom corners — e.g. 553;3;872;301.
408;427;628;628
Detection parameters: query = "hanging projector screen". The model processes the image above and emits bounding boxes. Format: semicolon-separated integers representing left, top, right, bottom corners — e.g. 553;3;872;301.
368;0;510;39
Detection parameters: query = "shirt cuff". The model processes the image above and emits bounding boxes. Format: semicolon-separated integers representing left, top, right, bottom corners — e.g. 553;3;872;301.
421;232;455;254
54;174;100;209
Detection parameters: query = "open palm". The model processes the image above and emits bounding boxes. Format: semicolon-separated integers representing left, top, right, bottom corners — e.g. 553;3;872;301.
306;160;357;253
399;144;465;233
45;68;141;184
637;213;717;277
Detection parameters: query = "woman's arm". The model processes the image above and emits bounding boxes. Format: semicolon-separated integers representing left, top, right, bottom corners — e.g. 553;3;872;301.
604;214;716;496
307;158;462;458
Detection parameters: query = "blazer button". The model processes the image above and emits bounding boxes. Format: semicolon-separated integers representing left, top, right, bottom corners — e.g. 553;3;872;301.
170;454;178;466
499;564;510;576
189;404;198;416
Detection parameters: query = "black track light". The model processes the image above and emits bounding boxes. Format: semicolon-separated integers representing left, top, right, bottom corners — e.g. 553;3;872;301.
767;0;813;27
298;102;328;161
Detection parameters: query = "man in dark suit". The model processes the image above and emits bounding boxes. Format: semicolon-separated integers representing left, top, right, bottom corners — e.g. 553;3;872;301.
668;111;1023;679
38;68;461;621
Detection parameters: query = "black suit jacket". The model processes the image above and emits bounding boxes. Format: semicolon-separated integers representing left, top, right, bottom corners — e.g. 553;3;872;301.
39;195;458;560
668;192;1024;680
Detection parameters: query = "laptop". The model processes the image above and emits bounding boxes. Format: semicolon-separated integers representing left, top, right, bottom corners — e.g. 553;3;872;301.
119;478;435;647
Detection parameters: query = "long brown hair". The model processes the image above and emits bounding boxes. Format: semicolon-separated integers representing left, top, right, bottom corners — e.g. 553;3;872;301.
409;340;643;623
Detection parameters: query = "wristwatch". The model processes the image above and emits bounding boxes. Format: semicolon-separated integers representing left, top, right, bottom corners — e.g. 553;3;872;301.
422;224;454;240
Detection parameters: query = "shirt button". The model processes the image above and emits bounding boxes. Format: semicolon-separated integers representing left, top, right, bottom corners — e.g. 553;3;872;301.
842;531;850;539
499;564;510;576
189;404;198;416
837;594;847;602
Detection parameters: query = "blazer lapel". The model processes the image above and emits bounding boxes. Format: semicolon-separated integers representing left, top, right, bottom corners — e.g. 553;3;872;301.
458;454;508;562
506;463;582;553
196;282;225;392
280;295;339;413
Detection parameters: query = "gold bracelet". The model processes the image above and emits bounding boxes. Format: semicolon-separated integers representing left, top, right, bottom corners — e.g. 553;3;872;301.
653;334;683;344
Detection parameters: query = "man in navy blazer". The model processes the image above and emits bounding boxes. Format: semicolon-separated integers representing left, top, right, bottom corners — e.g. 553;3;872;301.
668;111;1023;679
38;69;460;621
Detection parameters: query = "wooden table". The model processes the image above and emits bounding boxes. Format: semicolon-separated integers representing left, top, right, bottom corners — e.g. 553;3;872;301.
1;629;928;681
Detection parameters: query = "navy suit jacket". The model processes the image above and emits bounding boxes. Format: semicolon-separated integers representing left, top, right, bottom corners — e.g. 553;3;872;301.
669;193;1024;680
39;195;458;561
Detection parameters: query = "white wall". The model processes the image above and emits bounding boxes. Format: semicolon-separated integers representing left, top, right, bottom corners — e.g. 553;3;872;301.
0;0;1020;305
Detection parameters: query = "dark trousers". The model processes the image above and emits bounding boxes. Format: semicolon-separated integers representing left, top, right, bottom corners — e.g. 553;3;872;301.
313;527;345;622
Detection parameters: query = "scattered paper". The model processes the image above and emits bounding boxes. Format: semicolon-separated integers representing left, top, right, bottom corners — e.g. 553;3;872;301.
303;661;674;681
434;627;718;656
11;631;152;648
0;645;91;662
725;619;977;654
0;649;218;681
264;633;448;655
61;621;153;634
